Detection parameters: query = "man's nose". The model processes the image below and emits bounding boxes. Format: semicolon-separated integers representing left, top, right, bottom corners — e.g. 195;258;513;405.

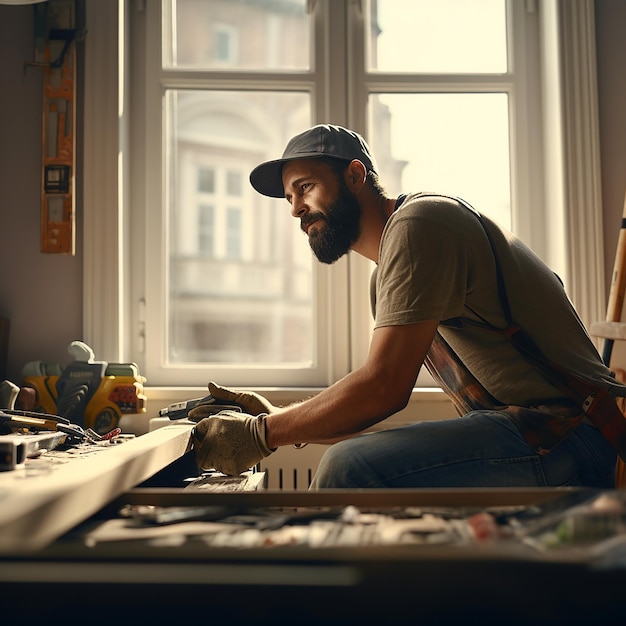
290;196;307;218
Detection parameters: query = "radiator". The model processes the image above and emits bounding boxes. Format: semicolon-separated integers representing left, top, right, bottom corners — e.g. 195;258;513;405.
259;443;328;490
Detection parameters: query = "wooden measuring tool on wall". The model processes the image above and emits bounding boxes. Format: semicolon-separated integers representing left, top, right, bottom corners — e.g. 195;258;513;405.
31;0;79;255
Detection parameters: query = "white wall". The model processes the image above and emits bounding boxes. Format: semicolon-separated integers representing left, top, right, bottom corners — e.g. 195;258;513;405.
0;5;83;382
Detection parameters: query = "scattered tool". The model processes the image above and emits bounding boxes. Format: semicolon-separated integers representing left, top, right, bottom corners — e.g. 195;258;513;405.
0;409;92;444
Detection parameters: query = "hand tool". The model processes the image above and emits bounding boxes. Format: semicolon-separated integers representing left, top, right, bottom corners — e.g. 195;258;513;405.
0;409;91;444
158;394;243;421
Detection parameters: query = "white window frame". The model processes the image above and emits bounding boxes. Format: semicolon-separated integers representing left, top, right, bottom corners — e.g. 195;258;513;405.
83;0;605;397
138;0;351;387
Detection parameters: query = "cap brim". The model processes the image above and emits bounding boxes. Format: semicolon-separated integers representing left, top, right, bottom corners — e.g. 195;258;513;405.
250;154;355;199
249;158;287;198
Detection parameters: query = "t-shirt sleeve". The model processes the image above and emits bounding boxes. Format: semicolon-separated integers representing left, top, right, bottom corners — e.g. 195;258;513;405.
373;212;470;328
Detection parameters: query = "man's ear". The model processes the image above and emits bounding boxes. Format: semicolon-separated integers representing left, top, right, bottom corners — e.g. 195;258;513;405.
345;159;368;191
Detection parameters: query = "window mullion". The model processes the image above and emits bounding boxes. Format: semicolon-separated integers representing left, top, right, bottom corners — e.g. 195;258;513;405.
308;0;352;381
345;0;374;371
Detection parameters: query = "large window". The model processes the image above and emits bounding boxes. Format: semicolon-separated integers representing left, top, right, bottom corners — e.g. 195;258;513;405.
83;0;605;391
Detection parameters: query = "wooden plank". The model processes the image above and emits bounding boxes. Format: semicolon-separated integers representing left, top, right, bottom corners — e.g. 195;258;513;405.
0;423;193;554
116;485;581;509
589;320;626;341
592;189;626;364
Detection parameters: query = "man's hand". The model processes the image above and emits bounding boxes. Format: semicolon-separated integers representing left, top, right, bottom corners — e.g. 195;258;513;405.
192;411;275;476
188;381;277;420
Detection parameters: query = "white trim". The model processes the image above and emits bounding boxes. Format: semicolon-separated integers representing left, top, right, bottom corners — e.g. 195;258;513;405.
83;0;123;362
539;0;567;282
508;0;541;256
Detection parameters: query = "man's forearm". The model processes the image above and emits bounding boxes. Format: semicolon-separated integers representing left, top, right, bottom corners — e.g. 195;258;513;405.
264;367;404;448
264;321;435;449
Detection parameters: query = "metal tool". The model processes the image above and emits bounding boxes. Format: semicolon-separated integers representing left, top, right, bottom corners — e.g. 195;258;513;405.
158;394;243;421
0;409;92;444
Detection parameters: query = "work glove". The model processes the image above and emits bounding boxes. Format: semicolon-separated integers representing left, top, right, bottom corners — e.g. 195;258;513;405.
192;411;276;476
188;381;277;420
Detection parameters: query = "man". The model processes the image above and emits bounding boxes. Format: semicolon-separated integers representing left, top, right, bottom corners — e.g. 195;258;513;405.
191;123;625;489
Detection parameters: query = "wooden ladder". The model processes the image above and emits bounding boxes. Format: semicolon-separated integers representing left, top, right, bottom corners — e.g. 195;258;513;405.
590;189;626;366
590;188;626;486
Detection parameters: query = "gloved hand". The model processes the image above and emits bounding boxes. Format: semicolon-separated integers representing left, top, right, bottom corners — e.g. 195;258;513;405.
192;411;275;475
188;381;277;420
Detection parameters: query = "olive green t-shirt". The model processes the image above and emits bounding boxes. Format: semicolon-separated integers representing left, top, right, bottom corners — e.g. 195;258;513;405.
370;192;624;406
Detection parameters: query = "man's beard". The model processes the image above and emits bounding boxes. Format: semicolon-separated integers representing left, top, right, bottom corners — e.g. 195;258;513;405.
303;185;361;264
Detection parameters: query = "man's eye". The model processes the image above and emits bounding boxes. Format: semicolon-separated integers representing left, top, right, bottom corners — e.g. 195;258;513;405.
301;182;311;191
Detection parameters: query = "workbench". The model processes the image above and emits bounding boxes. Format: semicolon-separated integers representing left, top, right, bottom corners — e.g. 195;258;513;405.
1;425;626;625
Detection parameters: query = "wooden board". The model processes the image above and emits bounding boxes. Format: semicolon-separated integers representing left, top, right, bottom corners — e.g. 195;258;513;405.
0;423;193;554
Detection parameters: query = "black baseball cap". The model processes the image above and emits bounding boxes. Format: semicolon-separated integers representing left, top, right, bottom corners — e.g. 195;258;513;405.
249;124;378;198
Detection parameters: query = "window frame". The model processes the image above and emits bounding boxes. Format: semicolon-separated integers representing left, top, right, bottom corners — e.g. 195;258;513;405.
137;0;352;387
82;0;605;395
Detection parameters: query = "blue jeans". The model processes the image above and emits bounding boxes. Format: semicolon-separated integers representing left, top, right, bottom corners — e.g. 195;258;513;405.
309;411;617;489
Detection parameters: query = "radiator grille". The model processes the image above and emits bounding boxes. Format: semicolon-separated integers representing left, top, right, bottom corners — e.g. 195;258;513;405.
259;444;327;491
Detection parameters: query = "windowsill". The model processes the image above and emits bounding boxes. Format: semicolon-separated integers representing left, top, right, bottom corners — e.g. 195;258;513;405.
143;385;453;405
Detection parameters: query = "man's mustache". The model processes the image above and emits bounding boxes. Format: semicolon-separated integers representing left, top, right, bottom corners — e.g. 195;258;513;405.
300;213;326;234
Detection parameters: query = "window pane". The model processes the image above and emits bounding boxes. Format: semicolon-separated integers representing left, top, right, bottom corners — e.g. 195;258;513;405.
167;0;311;71
226;170;242;196
226;207;242;259
165;89;313;365
198;167;214;192
369;93;511;228
369;0;507;73
197;204;214;256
